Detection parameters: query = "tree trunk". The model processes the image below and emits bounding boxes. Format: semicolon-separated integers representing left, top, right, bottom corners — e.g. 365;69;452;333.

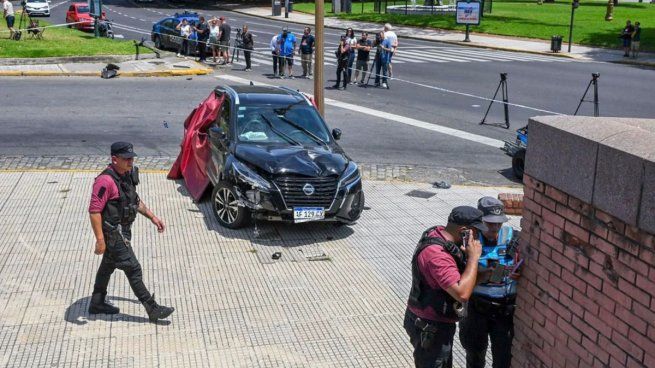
605;0;614;21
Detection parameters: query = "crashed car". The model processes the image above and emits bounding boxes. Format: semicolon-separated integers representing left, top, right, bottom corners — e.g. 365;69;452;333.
168;85;365;229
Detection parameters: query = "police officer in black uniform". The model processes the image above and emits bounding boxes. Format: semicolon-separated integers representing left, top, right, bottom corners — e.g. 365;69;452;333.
459;197;520;368
88;142;174;322
404;206;485;368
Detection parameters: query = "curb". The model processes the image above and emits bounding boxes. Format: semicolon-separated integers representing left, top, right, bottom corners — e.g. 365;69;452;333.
0;68;213;77
0;54;161;66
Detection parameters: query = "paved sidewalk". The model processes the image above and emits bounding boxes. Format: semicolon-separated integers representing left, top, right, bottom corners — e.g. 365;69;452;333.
0;171;521;367
0;56;213;77
231;6;655;66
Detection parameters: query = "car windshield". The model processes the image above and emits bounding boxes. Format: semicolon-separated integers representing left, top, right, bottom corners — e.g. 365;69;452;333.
236;104;330;146
77;6;90;13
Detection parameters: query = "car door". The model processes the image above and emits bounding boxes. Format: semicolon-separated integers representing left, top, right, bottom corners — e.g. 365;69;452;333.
169;19;181;48
66;5;75;23
208;94;231;183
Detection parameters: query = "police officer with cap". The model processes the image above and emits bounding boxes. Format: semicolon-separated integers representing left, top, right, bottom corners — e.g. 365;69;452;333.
459;197;520;368
87;142;174;322
404;206;484;368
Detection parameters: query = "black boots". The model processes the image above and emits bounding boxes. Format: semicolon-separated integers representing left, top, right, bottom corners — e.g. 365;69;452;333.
142;293;175;322
88;293;120;315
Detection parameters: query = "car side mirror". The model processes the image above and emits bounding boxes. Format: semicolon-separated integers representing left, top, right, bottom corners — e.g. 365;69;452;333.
209;126;227;145
332;128;342;140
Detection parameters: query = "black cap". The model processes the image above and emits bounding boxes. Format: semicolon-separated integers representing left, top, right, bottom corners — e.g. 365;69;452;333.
282;26;288;32
478;196;509;224
447;206;488;232
110;142;137;158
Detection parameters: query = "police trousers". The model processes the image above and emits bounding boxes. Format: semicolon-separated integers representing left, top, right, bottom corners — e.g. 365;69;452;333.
458;298;515;368
404;309;457;368
93;232;151;303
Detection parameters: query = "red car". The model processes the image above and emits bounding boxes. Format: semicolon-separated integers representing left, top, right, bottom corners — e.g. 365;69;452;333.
66;3;106;31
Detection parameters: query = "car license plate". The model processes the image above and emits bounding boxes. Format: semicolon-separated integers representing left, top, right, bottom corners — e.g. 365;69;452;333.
293;207;325;223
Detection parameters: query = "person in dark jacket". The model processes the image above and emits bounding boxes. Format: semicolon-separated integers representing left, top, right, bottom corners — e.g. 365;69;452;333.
242;24;254;71
333;36;350;90
88;142;174;322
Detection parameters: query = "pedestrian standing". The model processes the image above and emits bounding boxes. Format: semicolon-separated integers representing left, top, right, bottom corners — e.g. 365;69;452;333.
383;23;398;77
333;36;350;90
279;27;297;78
175;18;191;58
209;18;220;63
631;21;641;59
300;27;315;78
2;0;15;40
194;16;209;62
218;16;231;65
88;142;174;322
345;28;357;83
270;33;282;77
242;24;254;71
353;31;372;85
374;31;392;89
621;20;634;57
404;206;484;368
459;197;521;368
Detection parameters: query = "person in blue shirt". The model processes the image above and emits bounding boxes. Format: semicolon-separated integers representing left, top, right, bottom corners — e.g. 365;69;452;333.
373;31;392;89
459;197;521;368
278;27;297;79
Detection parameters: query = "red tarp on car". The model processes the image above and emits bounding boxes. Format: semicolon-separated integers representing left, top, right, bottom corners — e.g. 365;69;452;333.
168;91;224;201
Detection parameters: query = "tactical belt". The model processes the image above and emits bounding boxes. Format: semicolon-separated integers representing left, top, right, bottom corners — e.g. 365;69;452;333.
471;296;515;316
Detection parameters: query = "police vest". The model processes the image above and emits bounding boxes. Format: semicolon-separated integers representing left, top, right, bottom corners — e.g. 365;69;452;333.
473;225;518;301
99;167;140;232
407;226;466;321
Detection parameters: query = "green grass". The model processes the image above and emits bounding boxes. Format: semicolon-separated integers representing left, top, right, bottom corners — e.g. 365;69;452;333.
0;13;136;58
293;1;655;50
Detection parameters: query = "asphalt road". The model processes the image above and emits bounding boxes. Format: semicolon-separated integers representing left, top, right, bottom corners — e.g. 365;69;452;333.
4;0;655;186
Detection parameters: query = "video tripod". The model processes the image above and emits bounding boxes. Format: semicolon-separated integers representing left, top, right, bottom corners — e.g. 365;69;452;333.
574;73;599;117
12;1;33;41
230;28;243;64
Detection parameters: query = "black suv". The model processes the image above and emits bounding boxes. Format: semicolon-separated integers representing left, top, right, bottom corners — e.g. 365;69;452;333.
207;85;365;229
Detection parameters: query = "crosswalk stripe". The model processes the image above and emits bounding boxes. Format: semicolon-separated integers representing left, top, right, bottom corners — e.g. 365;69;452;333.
417;49;524;62
438;48;538;62
394;51;470;63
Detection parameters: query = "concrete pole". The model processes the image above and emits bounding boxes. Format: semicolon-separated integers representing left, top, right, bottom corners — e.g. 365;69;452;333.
314;0;325;117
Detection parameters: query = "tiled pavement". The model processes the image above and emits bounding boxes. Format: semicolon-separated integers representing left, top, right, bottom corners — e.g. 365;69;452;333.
0;171;521;367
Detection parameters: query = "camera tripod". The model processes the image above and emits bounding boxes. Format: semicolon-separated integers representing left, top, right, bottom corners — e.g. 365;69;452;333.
480;73;511;129
12;1;32;41
574;73;599;117
230;29;243;64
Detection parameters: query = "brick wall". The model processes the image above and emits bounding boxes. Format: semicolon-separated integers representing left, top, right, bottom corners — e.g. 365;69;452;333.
513;174;655;368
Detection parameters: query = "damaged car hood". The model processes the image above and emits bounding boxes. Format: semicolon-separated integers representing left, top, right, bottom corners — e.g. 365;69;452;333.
235;144;348;177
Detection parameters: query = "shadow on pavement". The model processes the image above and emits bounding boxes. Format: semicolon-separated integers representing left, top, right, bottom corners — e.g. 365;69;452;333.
64;295;171;326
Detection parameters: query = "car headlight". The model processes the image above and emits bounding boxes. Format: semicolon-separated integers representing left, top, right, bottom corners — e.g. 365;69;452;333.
231;160;272;192
340;161;361;187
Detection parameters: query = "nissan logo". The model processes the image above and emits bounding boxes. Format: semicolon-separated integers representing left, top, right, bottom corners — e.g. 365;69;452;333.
303;183;315;196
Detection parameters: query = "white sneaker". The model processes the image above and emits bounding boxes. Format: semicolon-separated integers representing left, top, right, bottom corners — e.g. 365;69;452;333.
176;53;181;57
382;83;389;89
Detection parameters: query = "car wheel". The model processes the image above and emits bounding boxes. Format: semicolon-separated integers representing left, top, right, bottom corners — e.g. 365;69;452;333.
154;35;162;50
512;149;526;180
211;182;250;229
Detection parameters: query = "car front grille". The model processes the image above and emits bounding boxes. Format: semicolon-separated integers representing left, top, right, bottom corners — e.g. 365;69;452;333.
274;176;338;209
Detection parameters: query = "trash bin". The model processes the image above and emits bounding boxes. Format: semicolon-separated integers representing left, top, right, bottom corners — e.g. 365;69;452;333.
272;0;281;16
288;0;293;12
551;35;562;52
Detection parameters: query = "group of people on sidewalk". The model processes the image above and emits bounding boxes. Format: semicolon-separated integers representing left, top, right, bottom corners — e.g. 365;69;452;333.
405;198;521;368
174;16;255;69
333;23;397;90
620;19;642;59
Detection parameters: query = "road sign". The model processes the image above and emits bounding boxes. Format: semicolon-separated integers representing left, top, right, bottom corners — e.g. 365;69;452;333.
89;0;102;17
456;1;481;25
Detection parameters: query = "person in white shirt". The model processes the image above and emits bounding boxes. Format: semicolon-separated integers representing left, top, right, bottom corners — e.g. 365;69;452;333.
175;19;191;58
2;0;15;40
383;23;398;78
209;18;220;63
270;33;283;77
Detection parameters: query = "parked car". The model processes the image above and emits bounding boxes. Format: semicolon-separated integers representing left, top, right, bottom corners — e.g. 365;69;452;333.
168;85;365;229
24;0;50;17
151;11;199;51
65;3;106;31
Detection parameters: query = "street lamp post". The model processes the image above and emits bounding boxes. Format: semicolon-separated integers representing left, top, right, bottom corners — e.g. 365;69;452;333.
314;0;325;117
568;0;579;52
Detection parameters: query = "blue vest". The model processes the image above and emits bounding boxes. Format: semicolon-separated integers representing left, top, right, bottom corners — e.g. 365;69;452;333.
473;226;517;301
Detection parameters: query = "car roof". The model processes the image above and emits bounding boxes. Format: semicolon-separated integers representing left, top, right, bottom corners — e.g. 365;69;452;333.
172;11;199;20
226;85;308;106
71;3;89;6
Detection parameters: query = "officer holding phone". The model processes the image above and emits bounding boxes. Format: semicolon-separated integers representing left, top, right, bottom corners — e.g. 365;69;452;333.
404;206;485;368
458;197;521;368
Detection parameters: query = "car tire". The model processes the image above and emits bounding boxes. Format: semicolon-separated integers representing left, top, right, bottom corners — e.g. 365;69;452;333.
512;149;526;180
154;35;162;50
211;182;250;229
338;190;365;225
